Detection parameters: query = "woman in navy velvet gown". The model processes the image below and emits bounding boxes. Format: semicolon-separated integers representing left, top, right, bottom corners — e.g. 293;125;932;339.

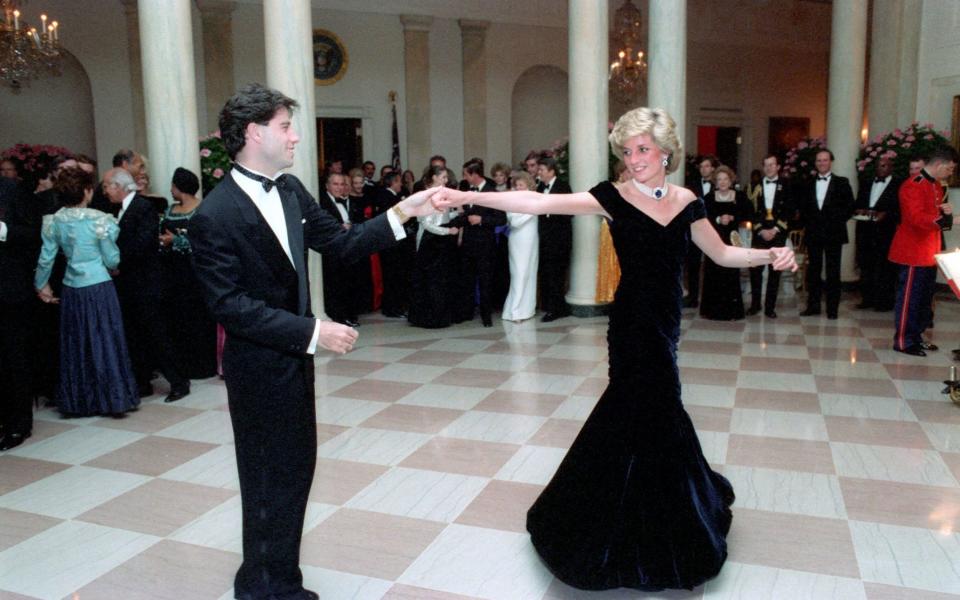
435;107;796;592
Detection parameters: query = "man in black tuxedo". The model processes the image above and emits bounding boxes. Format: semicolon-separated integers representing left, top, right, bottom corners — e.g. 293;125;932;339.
104;168;190;402
375;171;414;317
685;155;718;308
748;154;794;318
854;155;900;310
536;156;573;322
798;149;855;319
449;157;506;326
0;176;41;450
189;83;436;600
317;172;359;326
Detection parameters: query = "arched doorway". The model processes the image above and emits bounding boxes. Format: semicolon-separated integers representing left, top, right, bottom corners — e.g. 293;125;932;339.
0;49;96;158
511;65;568;166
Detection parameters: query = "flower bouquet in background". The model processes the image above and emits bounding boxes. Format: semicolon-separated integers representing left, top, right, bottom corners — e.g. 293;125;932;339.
857;123;951;181
199;132;232;196
1;142;73;180
782;136;828;184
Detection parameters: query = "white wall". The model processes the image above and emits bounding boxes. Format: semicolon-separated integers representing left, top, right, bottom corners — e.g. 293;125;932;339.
511;66;569;167
428;18;464;175
915;0;960;134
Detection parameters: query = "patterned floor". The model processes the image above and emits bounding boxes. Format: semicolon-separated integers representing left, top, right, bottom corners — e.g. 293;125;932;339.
2;286;960;600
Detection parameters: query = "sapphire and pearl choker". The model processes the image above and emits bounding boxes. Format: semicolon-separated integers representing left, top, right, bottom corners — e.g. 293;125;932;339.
631;179;667;200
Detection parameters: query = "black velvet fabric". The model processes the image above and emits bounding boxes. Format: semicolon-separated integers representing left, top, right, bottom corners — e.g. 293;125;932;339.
526;181;734;591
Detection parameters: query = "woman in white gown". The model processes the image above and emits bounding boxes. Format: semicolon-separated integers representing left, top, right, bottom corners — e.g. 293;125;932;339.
502;170;539;322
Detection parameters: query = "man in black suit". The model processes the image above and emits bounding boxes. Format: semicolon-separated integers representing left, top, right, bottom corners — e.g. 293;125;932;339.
854;155;900;310
798;148;855;319
317;172;359;326
449;157;506;326
189;83;436;600
748;154;794;318
536;156;573;322
104;168;190;402
0;177;41;450
375;171;414;317
684;155;718;308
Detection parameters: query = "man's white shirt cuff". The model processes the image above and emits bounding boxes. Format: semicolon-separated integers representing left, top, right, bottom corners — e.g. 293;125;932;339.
385;209;407;240
0;221;7;242
307;320;321;354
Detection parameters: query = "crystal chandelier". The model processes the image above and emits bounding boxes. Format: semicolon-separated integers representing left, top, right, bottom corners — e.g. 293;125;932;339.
609;0;647;102
1;0;63;91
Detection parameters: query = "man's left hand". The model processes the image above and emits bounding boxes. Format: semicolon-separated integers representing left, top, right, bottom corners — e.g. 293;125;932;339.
467;215;482;226
396;187;439;218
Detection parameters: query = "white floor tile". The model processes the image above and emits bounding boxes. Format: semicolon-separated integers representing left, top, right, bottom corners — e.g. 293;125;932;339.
494;445;567;485
8;425;144;465
702;562;866;599
498;372;586;396
819;394;918;421
850;520;960;594
346;467;488;522
0;465;149;519
316;427;431;465
160;444;240;489
730;409;829;441
830;442;958;487
315;396;390;426
735;371;818;393
440;411;547;444
722;465;847;519
154;410;236;444
396;384;490;410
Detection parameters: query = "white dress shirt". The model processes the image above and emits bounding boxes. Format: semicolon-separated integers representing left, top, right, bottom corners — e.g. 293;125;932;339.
815;173;831;209
327;192;350;224
868;175;891;209
117;191;136;221
762;178;778;206
701;180;712;196
542;176;556;194
0;221;7;241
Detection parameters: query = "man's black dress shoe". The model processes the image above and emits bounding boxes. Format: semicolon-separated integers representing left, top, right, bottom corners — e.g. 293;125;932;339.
0;431;30;451
746;305;761;316
920;342;939;351
826;312;838;320
800;307;821;316
165;385;191;403
764;309;777;319
894;345;926;357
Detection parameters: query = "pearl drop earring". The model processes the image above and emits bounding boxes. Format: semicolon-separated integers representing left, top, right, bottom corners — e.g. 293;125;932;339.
661;158;669;167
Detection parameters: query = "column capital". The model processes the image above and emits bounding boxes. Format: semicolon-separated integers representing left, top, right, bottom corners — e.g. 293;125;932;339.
400;14;433;32
458;19;490;35
195;0;236;16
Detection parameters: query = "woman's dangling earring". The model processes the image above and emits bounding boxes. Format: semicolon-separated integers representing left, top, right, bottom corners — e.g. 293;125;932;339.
661;157;669;167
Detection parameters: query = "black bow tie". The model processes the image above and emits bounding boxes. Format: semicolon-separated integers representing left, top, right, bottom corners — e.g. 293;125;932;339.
702;180;710;185
765;179;777;185
336;197;348;204
234;163;287;193
875;177;886;183
469;186;479;192
818;176;830;181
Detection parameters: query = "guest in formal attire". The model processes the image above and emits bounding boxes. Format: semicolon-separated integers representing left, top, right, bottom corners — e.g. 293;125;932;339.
888;145;958;356
362;160;376;186
159;167;217;380
502;170;539;322
347;168;374;314
701;166;752;320
35;168;139;417
492;163;511;191
448;157;506;326
684;154;718;308
748;154;794;318
855;155;900;311
412;155;447;193
317;173;360;326
0;173;41;450
408;166;460;328
524;150;542;183
433;106;796;593
798;149;855;319
104;167;190;401
188;83;437;600
375;172;414;318
491;162;513;304
401;169;416;196
536;156;572;322
1;159;19;182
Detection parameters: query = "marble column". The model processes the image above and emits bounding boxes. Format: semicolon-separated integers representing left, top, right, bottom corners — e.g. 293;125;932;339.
826;0;867;281
263;0;323;314
401;15;433;173
646;0;687;187
138;0;201;204
120;0;147;154
867;0;901;137
896;0;922;124
197;0;236;134
565;0;608;313
459;19;488;162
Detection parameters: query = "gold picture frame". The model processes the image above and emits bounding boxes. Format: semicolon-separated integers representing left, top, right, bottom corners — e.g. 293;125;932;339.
313;28;348;86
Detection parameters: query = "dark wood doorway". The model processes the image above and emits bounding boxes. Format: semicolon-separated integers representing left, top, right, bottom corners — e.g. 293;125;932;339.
316;117;362;178
697;125;741;176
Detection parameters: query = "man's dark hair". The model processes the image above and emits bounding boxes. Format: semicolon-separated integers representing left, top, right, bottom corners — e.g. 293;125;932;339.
429;154;447;165
380;165;394;177
55;167;95;207
362;160;375;169
524;150;542;162
537;156;558;173
815;148;835;161
75;153;97;170
219;83;299;160
697;154;720;168
112;149;135;168
926;144;960;165
463;157;484;177
420;164;446;187
762;153;779;164
382;171;401;187
172;167;200;195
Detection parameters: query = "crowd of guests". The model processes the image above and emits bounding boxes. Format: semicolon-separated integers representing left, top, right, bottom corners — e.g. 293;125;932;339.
682;144;959;359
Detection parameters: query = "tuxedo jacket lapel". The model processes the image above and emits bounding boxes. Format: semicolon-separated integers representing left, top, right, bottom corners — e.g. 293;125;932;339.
226;176;298;285
279;186;309;315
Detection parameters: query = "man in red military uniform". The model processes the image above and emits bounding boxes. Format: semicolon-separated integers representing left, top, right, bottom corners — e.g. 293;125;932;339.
888;145;958;356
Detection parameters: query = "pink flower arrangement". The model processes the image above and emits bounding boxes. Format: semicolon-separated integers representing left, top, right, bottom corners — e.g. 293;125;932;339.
1;143;74;175
782;135;828;183
857;122;950;179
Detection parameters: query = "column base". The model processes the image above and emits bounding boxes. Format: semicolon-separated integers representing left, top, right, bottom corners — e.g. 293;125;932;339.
567;303;612;318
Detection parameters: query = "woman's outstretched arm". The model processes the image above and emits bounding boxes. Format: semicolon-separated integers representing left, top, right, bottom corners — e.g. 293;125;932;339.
691;219;797;271
433;187;607;217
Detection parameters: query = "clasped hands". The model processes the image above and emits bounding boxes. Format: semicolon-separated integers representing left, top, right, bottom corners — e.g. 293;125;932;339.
767;246;798;272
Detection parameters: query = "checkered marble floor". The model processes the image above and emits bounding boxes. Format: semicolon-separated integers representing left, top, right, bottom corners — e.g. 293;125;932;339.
3;288;960;600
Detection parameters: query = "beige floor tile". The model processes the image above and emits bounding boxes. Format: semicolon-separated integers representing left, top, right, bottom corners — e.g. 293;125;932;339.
740;356;813;374
679;339;743;355
482;341;552;355
93;403;205;434
473;390;567;417
309;458;390;505
728;508;860;578
726;434;836;474
76;478;237;536
816;376;901;398
432;367;514;388
527;418;584;448
329;379;421;402
680;367;739;386
840;477;960;531
316;359;389;377
399;437;520;478
0;508;60;553
734;388;822;413
804;325;863;337
454;480;544;533
687;406;733;432
316;423;349;445
398;349;473;367
83;435;218;477
884;363;953;381
382;584;485;599
824;416;931;449
943;452;960;483
863;582;960;600
743;332;806;345
359;404;465;434
907;399;960;425
0;456;70;496
524;357;599;376
70;539;239;600
808;346;880;362
571;377;608;396
300;508;445;579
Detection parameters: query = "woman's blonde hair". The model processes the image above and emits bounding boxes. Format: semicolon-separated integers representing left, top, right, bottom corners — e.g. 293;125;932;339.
608;107;684;175
510;170;536;191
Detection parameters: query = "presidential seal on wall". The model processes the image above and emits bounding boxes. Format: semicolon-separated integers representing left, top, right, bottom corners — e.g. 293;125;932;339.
313;29;348;85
